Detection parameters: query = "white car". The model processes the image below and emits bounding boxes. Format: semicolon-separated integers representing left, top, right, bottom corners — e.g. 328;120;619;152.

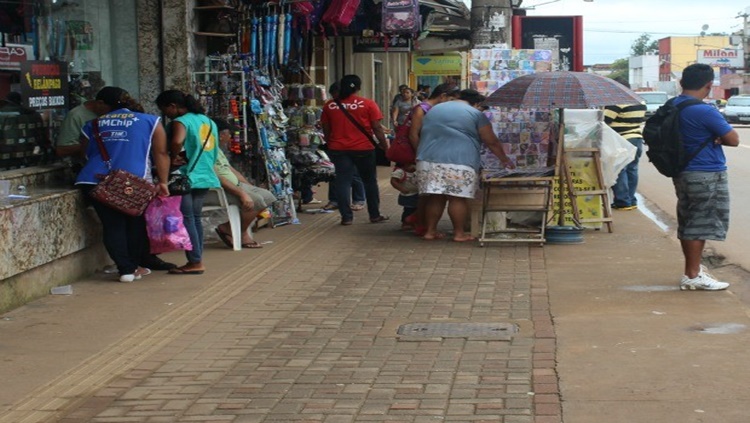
635;91;669;118
722;95;750;124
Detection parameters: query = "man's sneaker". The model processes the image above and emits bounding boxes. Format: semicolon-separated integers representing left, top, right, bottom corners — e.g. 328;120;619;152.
103;264;118;274
141;256;177;271
680;267;729;291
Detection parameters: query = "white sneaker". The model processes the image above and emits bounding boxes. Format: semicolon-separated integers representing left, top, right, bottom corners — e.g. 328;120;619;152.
680;266;729;291
118;267;150;283
119;274;139;283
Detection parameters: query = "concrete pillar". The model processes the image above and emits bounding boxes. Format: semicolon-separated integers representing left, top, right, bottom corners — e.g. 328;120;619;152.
137;0;162;112
470;0;514;49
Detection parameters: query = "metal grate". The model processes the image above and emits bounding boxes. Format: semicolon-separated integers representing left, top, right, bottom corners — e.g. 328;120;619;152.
397;322;518;340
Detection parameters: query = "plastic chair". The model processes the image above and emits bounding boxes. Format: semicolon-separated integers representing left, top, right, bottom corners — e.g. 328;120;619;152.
202;188;243;251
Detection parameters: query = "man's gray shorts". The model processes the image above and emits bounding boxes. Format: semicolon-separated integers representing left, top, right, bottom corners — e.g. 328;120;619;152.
673;171;729;241
227;183;277;213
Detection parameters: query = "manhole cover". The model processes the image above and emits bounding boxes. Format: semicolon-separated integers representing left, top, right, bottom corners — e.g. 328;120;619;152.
397;322;518;340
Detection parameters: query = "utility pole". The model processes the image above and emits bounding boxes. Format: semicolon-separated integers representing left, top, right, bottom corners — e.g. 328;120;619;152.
737;9;749;93
470;0;515;49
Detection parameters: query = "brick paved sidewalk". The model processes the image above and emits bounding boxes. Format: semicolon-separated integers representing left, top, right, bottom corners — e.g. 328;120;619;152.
4;183;559;423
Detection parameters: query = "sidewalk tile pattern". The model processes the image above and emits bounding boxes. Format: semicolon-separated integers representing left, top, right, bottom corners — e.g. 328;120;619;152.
47;203;560;422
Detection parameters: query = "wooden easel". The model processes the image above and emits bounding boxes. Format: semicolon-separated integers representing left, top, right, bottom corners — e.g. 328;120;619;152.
561;147;613;233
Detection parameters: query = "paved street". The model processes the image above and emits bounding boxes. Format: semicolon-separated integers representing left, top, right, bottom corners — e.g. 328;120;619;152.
638;124;750;271
3;174;750;423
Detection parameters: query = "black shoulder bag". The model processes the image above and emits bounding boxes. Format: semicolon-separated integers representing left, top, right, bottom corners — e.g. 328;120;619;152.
333;98;381;149
167;121;213;196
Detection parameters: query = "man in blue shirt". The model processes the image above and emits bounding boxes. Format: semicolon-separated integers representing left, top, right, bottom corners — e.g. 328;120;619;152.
673;64;739;291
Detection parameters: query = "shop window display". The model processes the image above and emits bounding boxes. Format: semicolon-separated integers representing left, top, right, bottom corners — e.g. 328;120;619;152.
0;0;138;171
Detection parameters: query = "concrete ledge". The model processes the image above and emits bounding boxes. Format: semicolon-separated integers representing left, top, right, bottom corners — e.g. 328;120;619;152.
1;164;108;313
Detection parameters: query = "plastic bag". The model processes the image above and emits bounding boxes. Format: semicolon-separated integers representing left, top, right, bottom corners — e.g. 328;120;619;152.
562;109;636;187
145;196;193;254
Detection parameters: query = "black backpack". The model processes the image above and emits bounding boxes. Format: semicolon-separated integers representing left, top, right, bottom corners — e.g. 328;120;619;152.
642;97;711;177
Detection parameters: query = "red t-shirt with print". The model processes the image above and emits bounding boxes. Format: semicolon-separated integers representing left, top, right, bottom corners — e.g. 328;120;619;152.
321;95;383;151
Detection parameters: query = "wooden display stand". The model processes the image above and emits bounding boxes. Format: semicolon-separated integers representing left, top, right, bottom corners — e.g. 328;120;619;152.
560;148;613;233
473;175;554;247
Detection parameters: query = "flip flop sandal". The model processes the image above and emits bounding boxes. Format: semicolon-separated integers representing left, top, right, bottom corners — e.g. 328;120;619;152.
351;203;365;211
242;241;264;249
214;228;233;248
168;267;205;275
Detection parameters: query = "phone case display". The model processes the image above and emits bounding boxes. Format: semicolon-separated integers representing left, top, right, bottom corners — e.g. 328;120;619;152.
192;68;251;177
481;107;556;178
469;49;553;97
285;84;328;102
251;73;300;226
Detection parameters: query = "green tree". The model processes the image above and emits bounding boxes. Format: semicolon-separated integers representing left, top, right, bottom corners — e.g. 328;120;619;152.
608;58;629;82
630;33;658;56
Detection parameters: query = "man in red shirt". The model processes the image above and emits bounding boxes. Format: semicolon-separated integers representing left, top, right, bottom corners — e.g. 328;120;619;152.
321;74;390;226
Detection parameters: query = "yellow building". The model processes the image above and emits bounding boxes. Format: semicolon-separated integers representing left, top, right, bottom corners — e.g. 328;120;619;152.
658;36;735;98
659;36;732;80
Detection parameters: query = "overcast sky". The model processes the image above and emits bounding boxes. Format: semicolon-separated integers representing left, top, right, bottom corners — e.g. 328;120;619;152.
464;0;748;65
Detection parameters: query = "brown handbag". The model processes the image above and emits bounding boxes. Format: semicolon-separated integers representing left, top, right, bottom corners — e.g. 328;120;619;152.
89;119;158;216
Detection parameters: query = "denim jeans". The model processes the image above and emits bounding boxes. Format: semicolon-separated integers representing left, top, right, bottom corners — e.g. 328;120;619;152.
181;189;208;263
328;150;381;221
612;138;643;207
327;172;366;205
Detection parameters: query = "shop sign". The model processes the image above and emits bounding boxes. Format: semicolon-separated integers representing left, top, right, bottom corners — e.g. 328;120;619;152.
697;49;743;68
0;44;32;70
20;61;69;110
353;36;411;53
412;55;463;75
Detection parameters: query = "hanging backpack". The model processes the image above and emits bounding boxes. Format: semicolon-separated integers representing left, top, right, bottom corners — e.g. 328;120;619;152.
381;0;420;35
642;97;707;177
321;0;361;33
309;0;331;32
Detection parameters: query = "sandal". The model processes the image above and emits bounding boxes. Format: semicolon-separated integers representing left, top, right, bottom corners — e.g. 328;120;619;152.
322;202;338;211
351;203;365;211
214;227;233;248
168;266;205;275
370;215;390;223
242;240;263;249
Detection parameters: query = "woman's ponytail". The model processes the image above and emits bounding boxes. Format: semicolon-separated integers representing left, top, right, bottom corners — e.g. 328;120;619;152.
338;75;361;100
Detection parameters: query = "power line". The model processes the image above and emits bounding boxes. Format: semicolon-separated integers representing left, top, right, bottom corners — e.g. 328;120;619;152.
585;29;713;35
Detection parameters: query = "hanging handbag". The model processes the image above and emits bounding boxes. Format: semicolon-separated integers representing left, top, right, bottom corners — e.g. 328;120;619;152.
88;119;159;217
167;121;213;196
333;98;380;149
